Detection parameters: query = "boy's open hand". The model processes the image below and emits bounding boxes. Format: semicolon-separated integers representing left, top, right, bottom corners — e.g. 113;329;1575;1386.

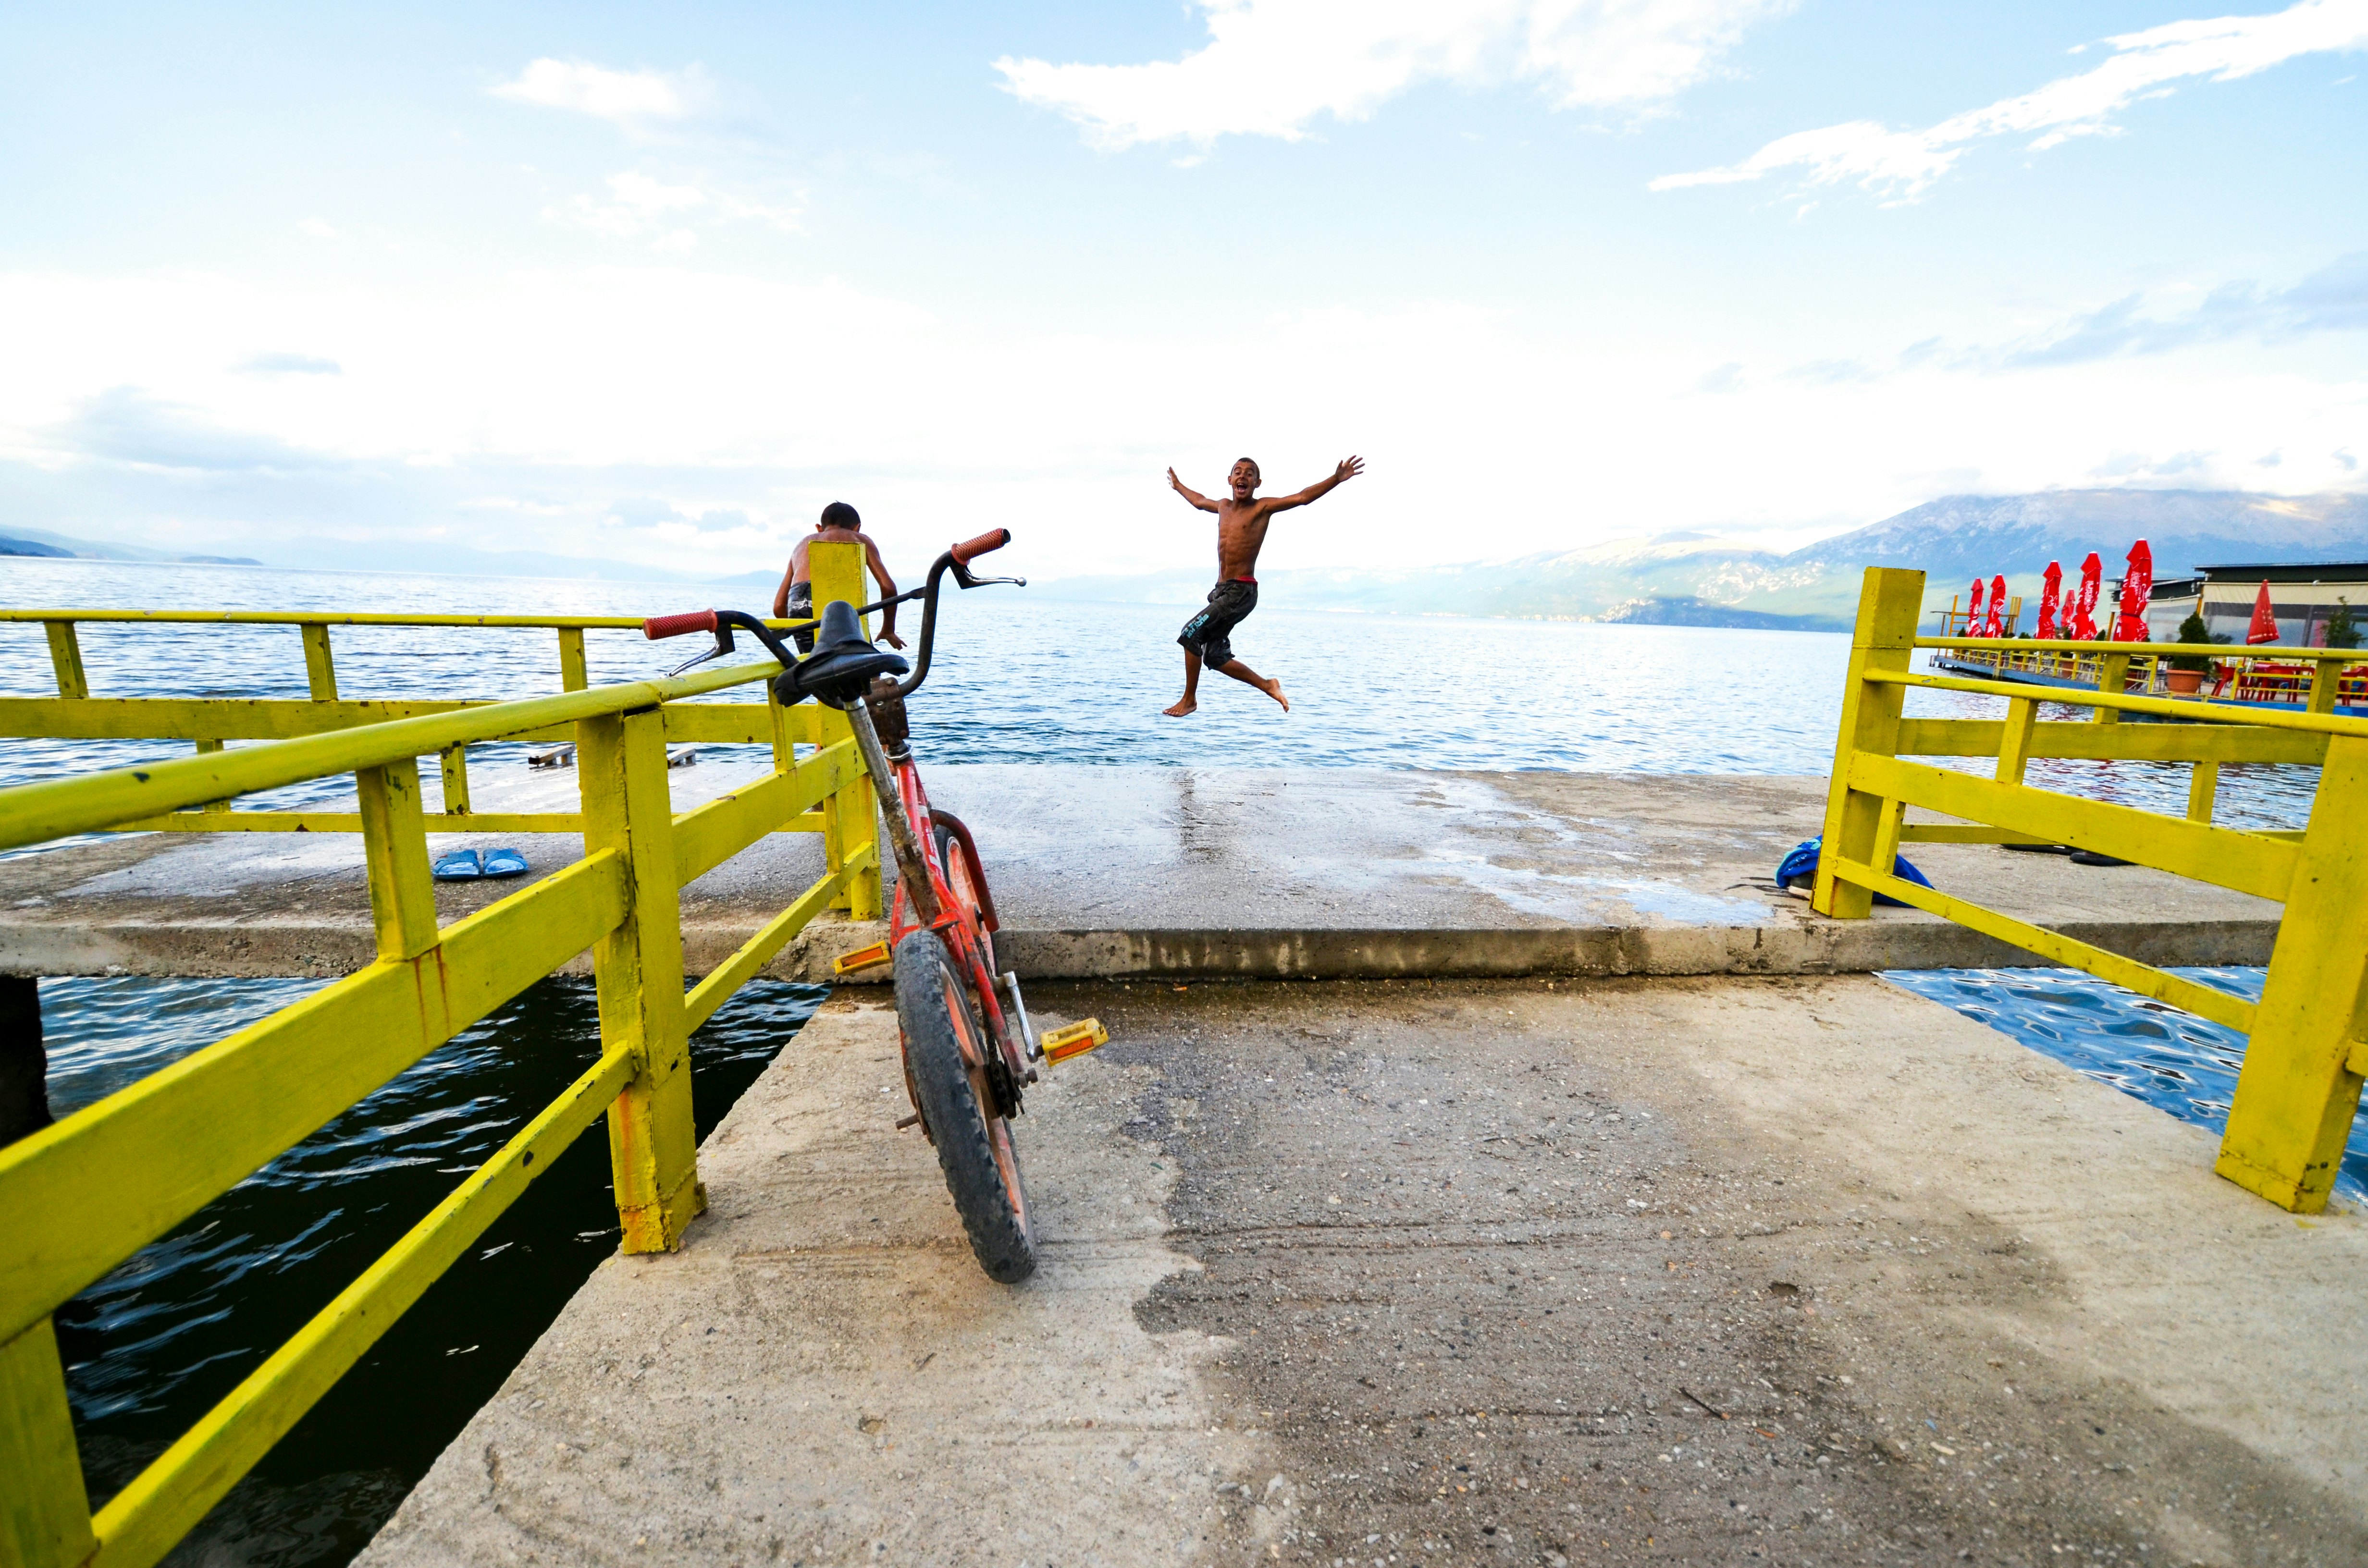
1168;466;1187;492
1334;456;1365;483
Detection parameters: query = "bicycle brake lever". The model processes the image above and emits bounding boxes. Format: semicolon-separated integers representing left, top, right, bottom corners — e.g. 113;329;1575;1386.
666;646;723;677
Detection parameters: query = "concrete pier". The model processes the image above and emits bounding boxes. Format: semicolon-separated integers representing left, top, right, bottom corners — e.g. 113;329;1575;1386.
359;976;2368;1566
0;767;2282;982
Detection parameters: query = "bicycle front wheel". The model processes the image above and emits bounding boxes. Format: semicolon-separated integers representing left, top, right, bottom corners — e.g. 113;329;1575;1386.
895;929;1037;1282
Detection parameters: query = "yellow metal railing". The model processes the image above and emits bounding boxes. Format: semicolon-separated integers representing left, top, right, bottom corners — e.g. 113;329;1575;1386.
0;608;823;836
0;545;886;1567
1816;567;2368;1215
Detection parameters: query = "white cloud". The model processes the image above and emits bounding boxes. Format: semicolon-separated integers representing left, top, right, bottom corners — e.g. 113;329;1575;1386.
296;219;339;240
995;0;1791;148
554;172;800;244
1655;0;2368;198
3;268;2361;580
491;58;704;125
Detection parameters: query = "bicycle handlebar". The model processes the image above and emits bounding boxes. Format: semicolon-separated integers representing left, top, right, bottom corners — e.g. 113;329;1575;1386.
950;528;1010;565
642;609;719;640
640;531;1024;700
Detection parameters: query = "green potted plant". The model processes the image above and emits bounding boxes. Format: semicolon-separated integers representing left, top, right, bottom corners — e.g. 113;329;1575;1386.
2164;609;2228;694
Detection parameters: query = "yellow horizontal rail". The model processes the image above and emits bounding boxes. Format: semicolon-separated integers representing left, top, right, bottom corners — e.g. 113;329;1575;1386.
0;696;817;748
115;811;588;834
109;808;827;836
88;1046;639;1568
683;844;875;1034
0;849;630;1348
0;608;816;631
1918;635;2356;662
1896;717;2328;766
1847;751;2297;902
0;659;789;850
1868;668;2368;738
671;738;864;885
1825;854;2260;1033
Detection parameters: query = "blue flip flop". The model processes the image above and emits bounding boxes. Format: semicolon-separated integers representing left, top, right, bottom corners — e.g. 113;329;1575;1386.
432;849;484;882
481;847;530;879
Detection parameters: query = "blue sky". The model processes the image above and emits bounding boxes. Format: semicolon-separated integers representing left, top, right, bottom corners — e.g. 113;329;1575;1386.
1;1;2362;581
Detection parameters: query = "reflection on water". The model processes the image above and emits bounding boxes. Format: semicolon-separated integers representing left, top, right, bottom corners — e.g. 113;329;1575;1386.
1881;966;2367;1203
44;975;822;1568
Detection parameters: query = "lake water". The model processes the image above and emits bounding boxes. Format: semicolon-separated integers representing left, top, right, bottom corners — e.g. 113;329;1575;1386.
0;554;2337;1565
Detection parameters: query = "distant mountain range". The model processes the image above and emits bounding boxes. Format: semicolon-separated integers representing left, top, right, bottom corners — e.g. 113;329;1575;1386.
10;490;2365;629
0;526;262;566
1036;489;2368;631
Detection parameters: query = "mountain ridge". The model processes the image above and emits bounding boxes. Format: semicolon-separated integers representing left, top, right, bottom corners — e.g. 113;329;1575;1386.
1034;489;2368;630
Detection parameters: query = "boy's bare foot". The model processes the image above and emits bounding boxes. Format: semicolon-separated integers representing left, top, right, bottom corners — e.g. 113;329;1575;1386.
1262;678;1289;712
1163;698;1197;717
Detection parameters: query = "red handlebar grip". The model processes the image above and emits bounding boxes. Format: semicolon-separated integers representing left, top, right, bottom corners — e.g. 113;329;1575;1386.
950;528;1011;564
642;610;718;640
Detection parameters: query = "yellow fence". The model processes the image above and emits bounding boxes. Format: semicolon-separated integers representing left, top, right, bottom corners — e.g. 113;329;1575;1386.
1816;567;2368;1215
0;546;885;1567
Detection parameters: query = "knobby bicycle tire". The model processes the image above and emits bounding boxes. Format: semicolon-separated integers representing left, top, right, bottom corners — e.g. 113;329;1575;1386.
894;928;1037;1282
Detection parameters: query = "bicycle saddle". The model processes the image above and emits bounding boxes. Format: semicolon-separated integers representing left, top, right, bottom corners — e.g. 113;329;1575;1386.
772;599;909;710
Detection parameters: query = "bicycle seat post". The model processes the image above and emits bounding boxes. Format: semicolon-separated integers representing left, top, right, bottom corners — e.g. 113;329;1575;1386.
842;697;939;927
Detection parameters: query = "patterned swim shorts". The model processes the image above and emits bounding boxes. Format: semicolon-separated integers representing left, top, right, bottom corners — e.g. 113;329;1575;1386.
1178;578;1258;668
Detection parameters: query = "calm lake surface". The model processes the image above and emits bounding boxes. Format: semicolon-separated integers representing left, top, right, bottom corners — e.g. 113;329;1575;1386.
0;554;2335;1565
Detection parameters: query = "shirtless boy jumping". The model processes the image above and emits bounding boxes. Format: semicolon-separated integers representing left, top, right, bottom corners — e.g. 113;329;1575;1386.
772;501;905;652
1163;455;1362;717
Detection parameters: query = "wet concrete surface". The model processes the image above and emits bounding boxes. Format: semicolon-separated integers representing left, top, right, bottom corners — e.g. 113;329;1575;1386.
362;978;2368;1567
0;768;2282;981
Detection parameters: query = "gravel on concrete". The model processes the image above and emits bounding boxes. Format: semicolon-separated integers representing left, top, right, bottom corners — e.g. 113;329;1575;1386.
361;976;2368;1568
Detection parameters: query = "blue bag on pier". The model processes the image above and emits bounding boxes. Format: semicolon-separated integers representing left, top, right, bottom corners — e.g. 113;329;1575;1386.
1775;836;1932;908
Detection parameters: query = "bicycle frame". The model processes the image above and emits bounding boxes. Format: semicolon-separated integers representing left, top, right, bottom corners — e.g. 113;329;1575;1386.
844;692;1036;1112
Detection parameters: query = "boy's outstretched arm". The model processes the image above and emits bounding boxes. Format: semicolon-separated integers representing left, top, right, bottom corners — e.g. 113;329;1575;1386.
1267;455;1365;512
1168;467;1221;513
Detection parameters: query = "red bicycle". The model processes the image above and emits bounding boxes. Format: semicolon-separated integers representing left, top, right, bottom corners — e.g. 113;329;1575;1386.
643;529;1102;1282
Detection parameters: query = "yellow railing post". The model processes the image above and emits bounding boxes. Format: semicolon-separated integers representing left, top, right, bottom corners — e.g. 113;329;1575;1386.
2092;651;2131;724
357;760;439;964
808;540;883;920
0;1317;96;1568
300;625;338;701
2186;760;2219;824
1813;567;1923;919
41;623;86;701
438;746;471;817
578;708;704;1252
1995;696;2037;785
2213;734;2368;1212
2307;658;2341;716
556;627;588;692
194;738;231;814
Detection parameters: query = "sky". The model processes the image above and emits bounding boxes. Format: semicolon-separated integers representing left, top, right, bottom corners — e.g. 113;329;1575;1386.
1;0;2363;583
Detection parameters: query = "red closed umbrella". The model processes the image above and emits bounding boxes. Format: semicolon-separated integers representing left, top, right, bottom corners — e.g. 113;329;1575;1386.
2070;553;2102;640
2114;539;2152;642
2036;561;2062;639
1982;574;2008;638
2246;580;2280;645
1965;577;1985;635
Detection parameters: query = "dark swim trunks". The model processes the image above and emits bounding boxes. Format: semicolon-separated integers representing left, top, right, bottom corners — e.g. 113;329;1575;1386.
787;581;815;653
1178;578;1258;667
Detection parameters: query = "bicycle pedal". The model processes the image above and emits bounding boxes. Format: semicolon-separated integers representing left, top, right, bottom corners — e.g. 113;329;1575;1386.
1038;1017;1110;1066
831;940;892;978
